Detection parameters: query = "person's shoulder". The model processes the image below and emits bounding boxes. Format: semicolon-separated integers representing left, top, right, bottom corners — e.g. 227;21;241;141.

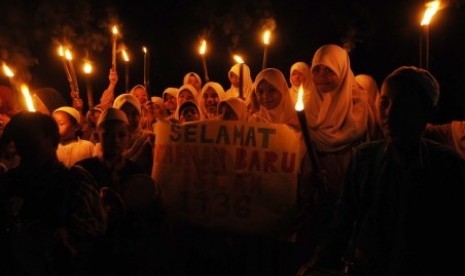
424;138;464;162
77;138;95;147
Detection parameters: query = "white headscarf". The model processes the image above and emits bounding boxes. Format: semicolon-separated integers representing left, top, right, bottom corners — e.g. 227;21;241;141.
162;87;179;100
177;84;199;107
226;63;254;101
183;72;202;92
218;97;249;121
289;61;311;105
175;100;204;122
151;96;168;119
253;68;298;125
306;44;368;152
129;84;149;105
162;87;179;118
198;81;227;119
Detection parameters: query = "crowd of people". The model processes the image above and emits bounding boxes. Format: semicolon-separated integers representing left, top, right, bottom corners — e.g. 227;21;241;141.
0;43;464;276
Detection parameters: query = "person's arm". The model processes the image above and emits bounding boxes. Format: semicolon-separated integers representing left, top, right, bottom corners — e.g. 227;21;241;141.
297;148;364;275
99;69;118;111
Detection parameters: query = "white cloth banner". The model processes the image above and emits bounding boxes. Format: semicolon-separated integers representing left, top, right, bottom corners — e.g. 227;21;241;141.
152;119;303;238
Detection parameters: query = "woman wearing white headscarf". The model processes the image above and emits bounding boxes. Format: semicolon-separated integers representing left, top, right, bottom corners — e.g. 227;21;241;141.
175;100;204;123
148;96;168;131
198;81;227;119
289;61;311;105
251;68;298;128
162;87;178;119
183;72;202;93
177;84;199;107
150;96;167;119
296;44;368;254
306;44;368;152
225;63;254;103
218;97;249;121
129;84;153;131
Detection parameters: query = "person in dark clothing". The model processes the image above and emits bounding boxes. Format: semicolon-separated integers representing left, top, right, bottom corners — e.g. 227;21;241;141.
297;66;465;276
73;107;165;275
0;111;78;275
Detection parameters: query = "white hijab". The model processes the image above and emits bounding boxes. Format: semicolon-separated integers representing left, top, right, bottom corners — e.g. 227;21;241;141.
177;84;199;107
289;61;311;105
218;97;249;122
198;81;227;119
253;68;298;125
226;63;254;101
306;44;368;152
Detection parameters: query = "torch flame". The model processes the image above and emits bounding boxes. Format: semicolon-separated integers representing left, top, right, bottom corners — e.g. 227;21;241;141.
263;30;271;45
2;63;15;78
142;46;147;54
112;25;119;36
122;49;130;62
295;85;304;111
421;1;440;26
199;39;207;55
20;84;36;112
58;45;65;57
65;49;73;61
233;55;244;64
83;62;93;74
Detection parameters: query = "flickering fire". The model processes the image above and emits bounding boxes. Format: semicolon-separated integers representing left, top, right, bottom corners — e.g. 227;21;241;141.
20;84;35;112
64;49;73;61
233;55;244;64
295;85;304;111
58;45;65;57
421;1;440;26
83;62;93;74
199;39;207;55
2;63;14;78
112;25;119;36
263;30;271;45
122;49;130;62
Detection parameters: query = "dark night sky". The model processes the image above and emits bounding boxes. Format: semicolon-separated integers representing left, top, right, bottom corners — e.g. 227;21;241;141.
1;0;465;121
